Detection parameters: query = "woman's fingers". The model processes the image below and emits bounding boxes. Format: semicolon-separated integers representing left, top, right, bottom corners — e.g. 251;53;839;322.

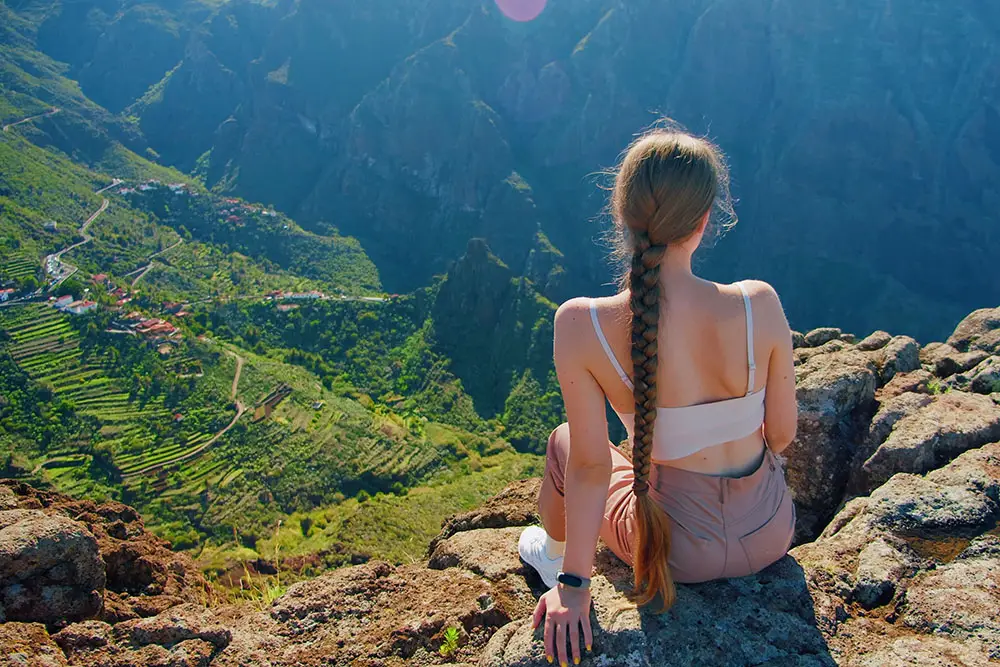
569;618;581;665
582;612;594;654
544;613;555;664
556;621;568;667
532;596;547;630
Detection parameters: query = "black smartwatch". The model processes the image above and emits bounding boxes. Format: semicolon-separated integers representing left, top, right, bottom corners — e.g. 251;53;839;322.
557;571;591;589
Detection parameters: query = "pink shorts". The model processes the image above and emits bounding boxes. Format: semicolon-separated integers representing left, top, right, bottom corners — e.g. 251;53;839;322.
543;432;795;583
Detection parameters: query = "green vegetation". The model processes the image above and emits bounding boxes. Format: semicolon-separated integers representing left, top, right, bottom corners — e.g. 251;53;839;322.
0;1;566;589
125;184;380;294
439;626;461;658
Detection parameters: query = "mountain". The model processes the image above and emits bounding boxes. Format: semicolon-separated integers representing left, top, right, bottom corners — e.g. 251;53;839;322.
13;0;998;341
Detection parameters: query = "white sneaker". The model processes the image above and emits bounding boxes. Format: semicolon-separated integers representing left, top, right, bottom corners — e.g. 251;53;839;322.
518;525;563;589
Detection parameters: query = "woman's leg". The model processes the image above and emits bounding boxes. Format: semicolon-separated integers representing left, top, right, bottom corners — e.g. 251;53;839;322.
538;423;570;541
536;422;637;562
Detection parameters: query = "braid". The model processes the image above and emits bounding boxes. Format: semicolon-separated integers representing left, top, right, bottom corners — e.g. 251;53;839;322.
626;230;676;611
628;232;666;496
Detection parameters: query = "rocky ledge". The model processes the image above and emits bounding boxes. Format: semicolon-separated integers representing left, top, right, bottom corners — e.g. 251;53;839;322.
2;307;999;666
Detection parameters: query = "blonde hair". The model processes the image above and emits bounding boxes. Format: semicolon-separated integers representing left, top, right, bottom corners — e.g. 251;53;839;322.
609;124;733;611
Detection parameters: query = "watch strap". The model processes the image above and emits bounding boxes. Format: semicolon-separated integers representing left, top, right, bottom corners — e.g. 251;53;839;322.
557;571;591;589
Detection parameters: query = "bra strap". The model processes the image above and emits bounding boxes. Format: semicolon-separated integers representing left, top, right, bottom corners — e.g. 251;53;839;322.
736;282;755;395
589;299;633;390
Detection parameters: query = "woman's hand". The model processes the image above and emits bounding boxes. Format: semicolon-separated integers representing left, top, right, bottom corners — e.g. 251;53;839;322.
532;584;593;666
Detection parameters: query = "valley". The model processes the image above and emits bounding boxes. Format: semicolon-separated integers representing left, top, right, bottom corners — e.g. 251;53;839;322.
1;0;997;595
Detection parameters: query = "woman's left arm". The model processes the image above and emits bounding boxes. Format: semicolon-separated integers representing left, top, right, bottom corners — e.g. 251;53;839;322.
533;299;613;666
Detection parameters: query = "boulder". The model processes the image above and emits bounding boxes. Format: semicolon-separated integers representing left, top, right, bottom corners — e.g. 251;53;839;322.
0;623;69;667
947;306;1000;354
783;350;878;539
855;330;892;352
876;369;932;399
0;481;208;624
0;510;105;625
429;478;541;554
850;391;1000;493
428;527;527;582
791;330;806;348
920;342;990;378
268;560;529;664
969;356;1000;395
804;327;843;347
481;553;836;667
51;605;230;667
875;335;920;384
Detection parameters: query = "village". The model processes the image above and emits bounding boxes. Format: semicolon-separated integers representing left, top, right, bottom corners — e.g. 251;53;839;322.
2;177;395;356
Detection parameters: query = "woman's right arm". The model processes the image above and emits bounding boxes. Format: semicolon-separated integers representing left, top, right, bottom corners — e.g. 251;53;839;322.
758;283;797;453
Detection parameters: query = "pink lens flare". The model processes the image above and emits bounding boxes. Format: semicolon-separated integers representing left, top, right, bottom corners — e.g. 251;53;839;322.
495;0;547;22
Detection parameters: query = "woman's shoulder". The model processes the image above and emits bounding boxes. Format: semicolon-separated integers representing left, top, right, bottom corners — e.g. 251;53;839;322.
554;294;627;344
556;293;627;318
731;279;790;334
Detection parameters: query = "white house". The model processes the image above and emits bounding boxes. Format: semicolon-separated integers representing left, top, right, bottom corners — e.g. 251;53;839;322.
65;300;98;315
0;288;14;302
53;295;74;309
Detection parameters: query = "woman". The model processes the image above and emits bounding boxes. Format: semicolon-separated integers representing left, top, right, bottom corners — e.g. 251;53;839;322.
518;126;798;666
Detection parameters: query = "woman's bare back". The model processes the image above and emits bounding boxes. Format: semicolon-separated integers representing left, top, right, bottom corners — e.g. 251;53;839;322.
577;276;797;477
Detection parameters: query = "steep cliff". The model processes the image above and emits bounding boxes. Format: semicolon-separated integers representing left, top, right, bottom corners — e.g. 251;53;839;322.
15;0;999;340
3;306;999;666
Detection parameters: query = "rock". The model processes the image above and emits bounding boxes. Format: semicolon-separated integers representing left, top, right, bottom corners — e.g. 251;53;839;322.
116;604;232;650
947;306;1000;354
805;327;843;347
900;552;1000;660
876;369;932;399
850;636;994;667
429;478;541;554
0;486;17;511
483;442;1000;667
783;350;878;539
876;335;921;383
791;330;805;348
839;333;857;344
0;510;105;625
856;330;892;352
864;392;936;457
851;392;1000;493
428;527;527;581
481;554;837;667
921;342;990;378
795;338;850;365
52;620;112;653
850;538;918;609
969;356;1000;395
55;605;231;667
0;623;69;667
0;480;208;623
268;560;524;664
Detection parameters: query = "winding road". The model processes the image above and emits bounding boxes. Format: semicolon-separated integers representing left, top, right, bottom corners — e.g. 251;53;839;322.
46;197;109;288
124;238;184;287
2;107;60;133
228;351;244;401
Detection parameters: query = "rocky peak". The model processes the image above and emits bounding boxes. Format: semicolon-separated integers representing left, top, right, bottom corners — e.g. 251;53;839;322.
2;305;999;665
431;239;556;416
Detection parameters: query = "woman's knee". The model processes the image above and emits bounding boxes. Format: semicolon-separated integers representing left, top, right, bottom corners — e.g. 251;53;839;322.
545;423;571;465
547;422;570;452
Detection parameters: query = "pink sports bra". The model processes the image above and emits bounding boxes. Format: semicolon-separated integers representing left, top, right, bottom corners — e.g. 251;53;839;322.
590;282;766;462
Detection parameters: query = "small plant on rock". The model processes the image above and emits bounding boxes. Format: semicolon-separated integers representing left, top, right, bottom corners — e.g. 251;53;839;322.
439;626;461;659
